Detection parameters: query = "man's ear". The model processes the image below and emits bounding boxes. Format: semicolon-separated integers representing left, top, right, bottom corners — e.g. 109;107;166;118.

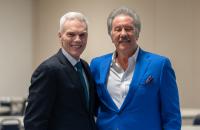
110;32;114;43
58;32;62;38
135;29;139;40
58;32;63;44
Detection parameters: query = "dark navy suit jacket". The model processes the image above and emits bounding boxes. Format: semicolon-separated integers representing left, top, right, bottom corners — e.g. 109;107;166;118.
24;49;98;130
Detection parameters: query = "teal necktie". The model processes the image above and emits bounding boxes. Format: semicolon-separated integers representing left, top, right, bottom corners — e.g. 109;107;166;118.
75;62;89;109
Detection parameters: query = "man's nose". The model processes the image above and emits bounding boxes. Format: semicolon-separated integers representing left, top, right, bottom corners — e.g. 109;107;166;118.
74;35;81;42
121;28;128;36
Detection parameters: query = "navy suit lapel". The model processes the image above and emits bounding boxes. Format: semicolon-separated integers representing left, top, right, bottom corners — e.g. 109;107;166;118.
100;55;119;111
120;49;151;111
56;49;79;85
56;49;89;111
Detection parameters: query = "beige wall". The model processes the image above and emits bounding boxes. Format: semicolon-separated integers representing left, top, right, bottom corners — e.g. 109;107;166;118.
1;0;200;108
0;0;33;97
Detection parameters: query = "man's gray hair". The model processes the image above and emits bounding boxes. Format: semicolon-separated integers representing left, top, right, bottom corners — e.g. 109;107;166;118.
107;6;141;38
59;12;88;32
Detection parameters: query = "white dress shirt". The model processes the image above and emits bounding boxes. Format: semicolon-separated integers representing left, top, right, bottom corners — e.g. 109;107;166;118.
107;47;139;109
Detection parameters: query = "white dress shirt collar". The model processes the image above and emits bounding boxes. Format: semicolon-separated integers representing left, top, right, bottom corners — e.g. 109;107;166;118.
111;46;140;71
61;48;79;66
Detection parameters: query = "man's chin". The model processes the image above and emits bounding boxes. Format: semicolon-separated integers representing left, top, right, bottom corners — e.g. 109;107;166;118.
119;41;131;45
70;52;82;59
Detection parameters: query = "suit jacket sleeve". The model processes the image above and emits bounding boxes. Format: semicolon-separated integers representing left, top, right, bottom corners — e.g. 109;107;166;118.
24;63;57;130
159;58;181;130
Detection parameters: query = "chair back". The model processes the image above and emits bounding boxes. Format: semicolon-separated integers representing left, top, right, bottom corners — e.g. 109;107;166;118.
193;114;200;125
0;118;21;130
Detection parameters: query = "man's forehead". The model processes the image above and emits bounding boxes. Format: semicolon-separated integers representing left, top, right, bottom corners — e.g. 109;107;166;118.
66;29;87;34
112;15;133;25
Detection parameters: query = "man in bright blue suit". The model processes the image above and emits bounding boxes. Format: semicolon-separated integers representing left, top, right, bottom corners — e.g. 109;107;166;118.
90;6;181;130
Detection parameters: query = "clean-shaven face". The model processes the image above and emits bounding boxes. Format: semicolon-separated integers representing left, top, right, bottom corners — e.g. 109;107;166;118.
58;19;88;60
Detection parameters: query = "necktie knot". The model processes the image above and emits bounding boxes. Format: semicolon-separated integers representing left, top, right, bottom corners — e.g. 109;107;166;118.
75;62;82;71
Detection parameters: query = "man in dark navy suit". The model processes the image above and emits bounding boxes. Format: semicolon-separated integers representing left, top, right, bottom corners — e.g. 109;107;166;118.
24;11;98;130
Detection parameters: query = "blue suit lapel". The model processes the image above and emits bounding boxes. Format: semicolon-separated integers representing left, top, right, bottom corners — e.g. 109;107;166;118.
100;54;119;111
120;49;151;111
131;49;150;86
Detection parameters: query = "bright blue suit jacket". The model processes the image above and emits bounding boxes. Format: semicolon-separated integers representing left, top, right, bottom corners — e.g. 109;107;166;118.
90;48;181;130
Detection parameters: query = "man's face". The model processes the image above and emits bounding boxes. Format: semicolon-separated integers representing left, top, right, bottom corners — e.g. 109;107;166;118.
58;19;88;60
111;15;138;56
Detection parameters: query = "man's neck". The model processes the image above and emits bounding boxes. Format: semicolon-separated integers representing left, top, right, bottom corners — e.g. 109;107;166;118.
115;55;129;70
115;46;138;70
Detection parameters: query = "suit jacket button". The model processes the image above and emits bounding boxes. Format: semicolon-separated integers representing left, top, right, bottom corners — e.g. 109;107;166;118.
117;111;121;115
